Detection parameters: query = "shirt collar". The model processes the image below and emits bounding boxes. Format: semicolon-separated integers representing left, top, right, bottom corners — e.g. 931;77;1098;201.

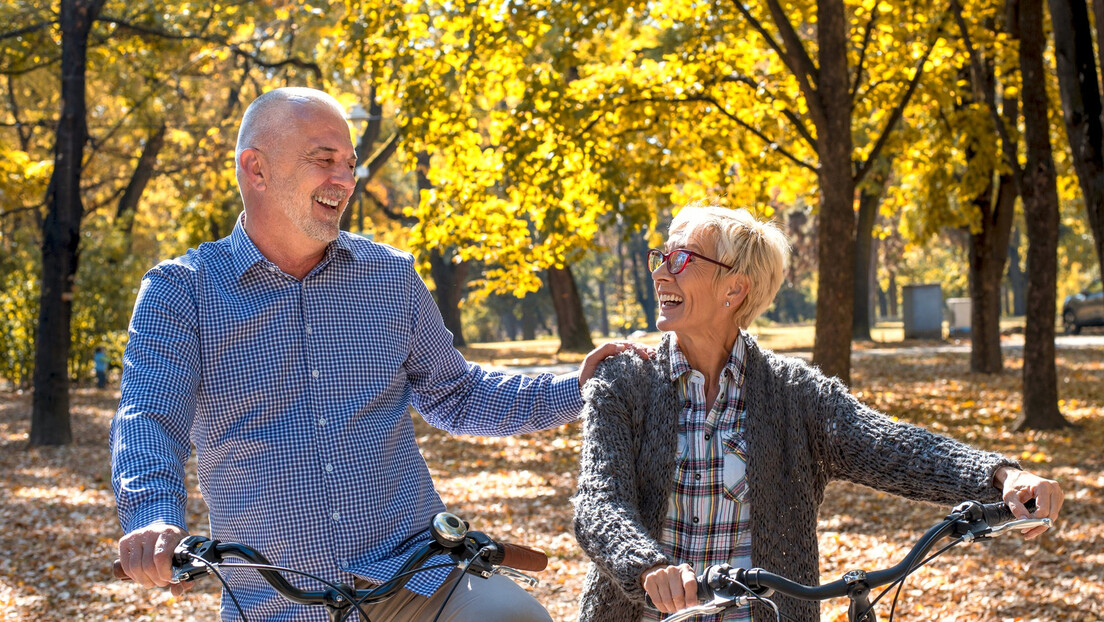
230;213;267;279
229;212;355;280
668;333;748;387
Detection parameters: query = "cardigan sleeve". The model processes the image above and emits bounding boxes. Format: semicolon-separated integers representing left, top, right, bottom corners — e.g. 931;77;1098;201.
572;352;670;603
801;365;1020;505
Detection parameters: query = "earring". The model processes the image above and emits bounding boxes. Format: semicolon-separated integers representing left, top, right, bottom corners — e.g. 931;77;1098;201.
725;301;730;307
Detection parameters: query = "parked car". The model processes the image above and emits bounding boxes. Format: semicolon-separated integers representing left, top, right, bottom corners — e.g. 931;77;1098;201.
1062;278;1104;334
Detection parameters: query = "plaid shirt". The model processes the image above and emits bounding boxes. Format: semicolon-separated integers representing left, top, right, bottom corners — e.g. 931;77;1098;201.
111;216;582;621
646;337;751;622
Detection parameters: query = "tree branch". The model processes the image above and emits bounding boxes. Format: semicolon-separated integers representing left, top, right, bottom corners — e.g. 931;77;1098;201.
99;15;323;78
855;21;942;185
950;0;1022;178
720;73;817;149
730;0;825;131
0;21;53;41
852;13;877;101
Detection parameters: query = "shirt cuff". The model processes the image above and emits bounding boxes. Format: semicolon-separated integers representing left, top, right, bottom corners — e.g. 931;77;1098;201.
551;371;585;414
124;501;188;535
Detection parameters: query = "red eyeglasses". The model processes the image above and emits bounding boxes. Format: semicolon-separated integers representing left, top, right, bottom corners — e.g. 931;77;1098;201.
647;248;734;274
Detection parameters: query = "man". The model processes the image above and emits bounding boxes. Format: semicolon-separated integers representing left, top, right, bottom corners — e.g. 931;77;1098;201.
112;87;635;621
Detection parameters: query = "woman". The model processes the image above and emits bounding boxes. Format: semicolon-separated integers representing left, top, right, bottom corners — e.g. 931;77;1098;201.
572;203;1063;622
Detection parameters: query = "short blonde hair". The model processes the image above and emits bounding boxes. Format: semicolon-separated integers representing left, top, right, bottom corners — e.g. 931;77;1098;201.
668;202;790;329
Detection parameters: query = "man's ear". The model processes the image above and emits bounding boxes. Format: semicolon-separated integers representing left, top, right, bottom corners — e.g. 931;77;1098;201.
239;148;267;192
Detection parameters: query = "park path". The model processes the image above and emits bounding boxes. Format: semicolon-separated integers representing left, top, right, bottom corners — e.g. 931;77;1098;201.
484;334;1104;376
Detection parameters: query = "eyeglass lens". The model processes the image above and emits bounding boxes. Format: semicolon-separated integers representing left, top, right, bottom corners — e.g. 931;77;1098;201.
648;249;691;274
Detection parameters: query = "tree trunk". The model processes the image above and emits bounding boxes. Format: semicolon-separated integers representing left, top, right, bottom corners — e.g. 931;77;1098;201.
968;171;1016;373
852;167;888;341
812;0;856;384
31;0;106;446
342;85;401;232
1096;0;1104;83
521;293;538;340
597;278;609;337
632;229;656;330
427;249;468;348
414;150;467;346
888;272;898;318
116;121;167;240
959;53;1017;373
1007;226;1027;316
1016;0;1070;430
547;264;594;353
1049;0;1104;276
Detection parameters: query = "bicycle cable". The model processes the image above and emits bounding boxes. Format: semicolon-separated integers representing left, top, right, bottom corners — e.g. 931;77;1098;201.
341;562;459;622
184;553;251;622
430;547;486;622
864;537;963;621
212;559;373;622
728;577;785;622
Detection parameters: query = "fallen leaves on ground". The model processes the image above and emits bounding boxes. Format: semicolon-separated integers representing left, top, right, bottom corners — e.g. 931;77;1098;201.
1;347;1101;621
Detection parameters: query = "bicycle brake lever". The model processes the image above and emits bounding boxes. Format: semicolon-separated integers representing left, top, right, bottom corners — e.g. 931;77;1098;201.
493;566;539;588
661;596;743;622
962;517;1052;542
171;535;220;583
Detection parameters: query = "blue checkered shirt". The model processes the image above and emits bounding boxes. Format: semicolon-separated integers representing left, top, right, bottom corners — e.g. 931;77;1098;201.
110;217;583;621
646;336;751;622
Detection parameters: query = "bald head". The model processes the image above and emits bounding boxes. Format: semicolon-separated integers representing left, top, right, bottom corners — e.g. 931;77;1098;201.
235;88;348;176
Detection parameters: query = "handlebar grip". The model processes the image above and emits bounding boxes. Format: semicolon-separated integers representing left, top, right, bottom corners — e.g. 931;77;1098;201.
494;542;548;572
112;559;132;581
644;576;714;609
980;498;1037;526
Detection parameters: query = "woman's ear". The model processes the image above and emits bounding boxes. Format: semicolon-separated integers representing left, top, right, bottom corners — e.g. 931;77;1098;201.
725;274;752;309
239;148;267;192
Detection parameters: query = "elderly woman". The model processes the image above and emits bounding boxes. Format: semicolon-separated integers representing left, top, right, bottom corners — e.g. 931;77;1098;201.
572;203;1063;622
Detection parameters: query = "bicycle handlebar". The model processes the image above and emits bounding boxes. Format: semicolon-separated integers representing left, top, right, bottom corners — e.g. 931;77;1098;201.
719;500;1041;599
653;499;1048;621
112;512;547;608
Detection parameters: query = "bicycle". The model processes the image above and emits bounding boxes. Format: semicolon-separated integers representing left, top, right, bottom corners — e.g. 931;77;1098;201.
112;512;549;622
657;499;1051;622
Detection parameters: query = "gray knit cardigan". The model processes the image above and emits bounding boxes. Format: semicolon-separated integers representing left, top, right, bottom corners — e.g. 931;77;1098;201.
572;333;1017;622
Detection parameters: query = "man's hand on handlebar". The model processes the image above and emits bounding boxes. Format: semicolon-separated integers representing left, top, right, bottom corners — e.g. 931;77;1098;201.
993;466;1064;539
118;522;192;596
642;563;698;614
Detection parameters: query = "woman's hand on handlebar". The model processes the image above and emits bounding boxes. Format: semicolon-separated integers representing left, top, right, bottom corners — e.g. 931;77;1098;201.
994;466;1064;539
118;522;193;596
642;563;698;613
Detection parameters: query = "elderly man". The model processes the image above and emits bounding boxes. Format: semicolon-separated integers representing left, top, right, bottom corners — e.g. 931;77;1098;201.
112;87;632;621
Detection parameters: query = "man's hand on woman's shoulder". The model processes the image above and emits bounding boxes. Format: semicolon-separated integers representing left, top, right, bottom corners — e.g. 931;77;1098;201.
578;341;654;388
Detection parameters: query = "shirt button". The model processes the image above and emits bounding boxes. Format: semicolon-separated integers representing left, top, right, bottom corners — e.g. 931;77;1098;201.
692;517;700;523
694;473;701;480
704;434;711;441
318;418;327;426
312;370;320;378
306;325;313;334
332;512;340;522
325;464;334;472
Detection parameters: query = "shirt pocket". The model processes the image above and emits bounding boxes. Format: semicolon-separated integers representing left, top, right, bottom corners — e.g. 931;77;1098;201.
721;433;749;503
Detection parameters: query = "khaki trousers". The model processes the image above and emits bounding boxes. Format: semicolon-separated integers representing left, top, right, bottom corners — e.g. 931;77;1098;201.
353;568;552;622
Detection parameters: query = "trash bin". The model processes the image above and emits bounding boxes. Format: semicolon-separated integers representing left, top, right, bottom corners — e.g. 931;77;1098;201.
902;284;943;339
946;297;971;337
